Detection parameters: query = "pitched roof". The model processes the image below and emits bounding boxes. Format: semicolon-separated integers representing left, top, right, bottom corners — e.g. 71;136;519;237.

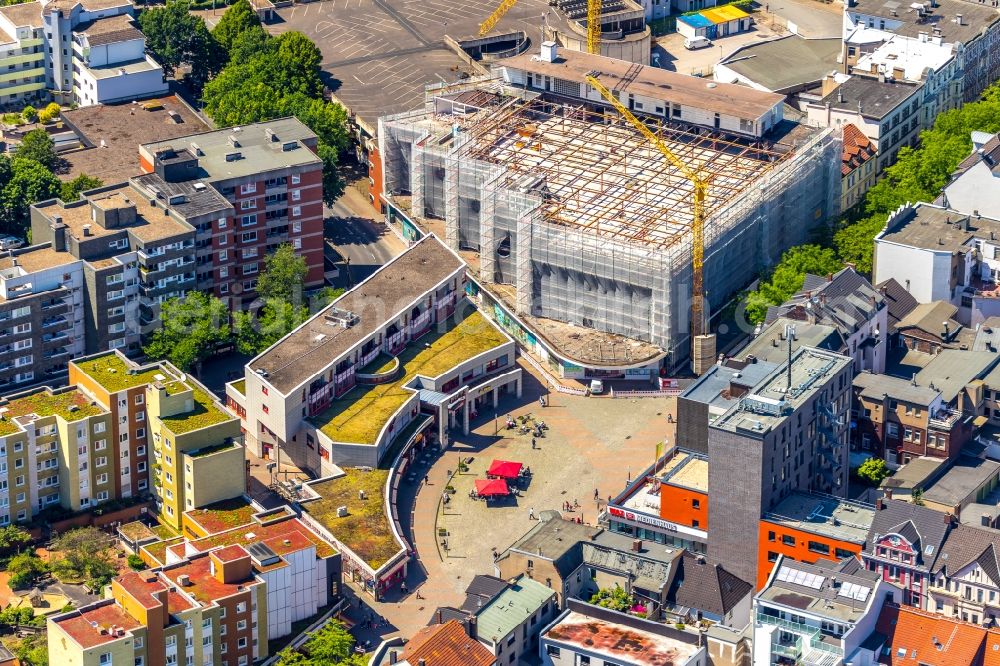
769;267;884;337
843;123;877;176
402;620;495;666
669;553;752;618
867;500;951;571
475;576;554;643
915;349;1000;403
875;603;987;666
932;523;1000;587
898;301;961;340
497;518;601;578
875;278;919;335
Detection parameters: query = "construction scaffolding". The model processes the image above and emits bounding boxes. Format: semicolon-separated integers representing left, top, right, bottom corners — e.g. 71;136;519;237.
380;87;840;367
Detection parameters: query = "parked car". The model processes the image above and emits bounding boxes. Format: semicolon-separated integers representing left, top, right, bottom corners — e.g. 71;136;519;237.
589;379;605;395
0;235;24;250
684;36;712;50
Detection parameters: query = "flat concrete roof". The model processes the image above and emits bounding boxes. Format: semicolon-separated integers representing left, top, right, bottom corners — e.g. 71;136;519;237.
250;234;465;394
545;610;701;666
923;456;1000;508
500;47;784;121
661;454;708;493
879;203;999;253
712;347;851;436
764;491;875;544
59;95;209;184
718;36;841;93
847;0;1000;45
142;117;320;183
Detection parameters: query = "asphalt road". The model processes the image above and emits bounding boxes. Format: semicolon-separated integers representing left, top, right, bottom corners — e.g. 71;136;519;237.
324;194;404;289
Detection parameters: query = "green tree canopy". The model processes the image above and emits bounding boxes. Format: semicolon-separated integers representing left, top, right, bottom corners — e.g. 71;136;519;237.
743;245;843;324
856;457;889;487
50;527;116;589
257;243;308;303
61;173;102;202
589;585;632;612
139;1;223;90
17;129;56;170
1;156;62;235
0;524;31;554
212;0;261;55
143;292;232;371
274;620;364;666
7;552;48;589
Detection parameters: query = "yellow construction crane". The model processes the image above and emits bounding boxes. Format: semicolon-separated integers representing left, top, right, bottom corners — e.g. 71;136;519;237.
479;0;602;53
584;72;708;344
587;0;601;54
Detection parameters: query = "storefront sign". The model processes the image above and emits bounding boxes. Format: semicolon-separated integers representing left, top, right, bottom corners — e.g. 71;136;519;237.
608;506;677;532
625;369;651;378
477;385;493;396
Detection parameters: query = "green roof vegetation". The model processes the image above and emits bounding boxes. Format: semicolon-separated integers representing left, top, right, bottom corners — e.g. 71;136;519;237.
303;469;399;569
141;536;184;566
312;311;506;445
231;380;246;396
118;521;156;542
2;389;104;423
360;353;397;375
0;419;20;437
74;353;172;393
188;442;238;458
151;523;178;540
160;388;232;435
186;498;256;534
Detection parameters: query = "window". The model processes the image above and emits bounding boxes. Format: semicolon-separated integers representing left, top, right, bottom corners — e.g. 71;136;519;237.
241;214;256;227
546;646;560;657
291;174;301;185
692;499;700;509
135;394;144;405
99;654;112;666
241;231;257;243
809;541;831;555
241;200;254;211
237;620;247;630
240;183;257;195
782;535;795;546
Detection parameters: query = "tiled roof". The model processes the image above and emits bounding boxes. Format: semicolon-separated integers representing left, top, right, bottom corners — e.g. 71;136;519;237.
402;620;495;666
669;553;752;617
769;267;884;337
843;123;877;176
866;500;951;572
875;603;987;666
932;524;1000;587
985;628;1000;666
53;601;141;649
875;278;919;335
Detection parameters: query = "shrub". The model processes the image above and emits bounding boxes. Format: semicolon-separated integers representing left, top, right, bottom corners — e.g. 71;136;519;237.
21;105;36;122
127;554;146;570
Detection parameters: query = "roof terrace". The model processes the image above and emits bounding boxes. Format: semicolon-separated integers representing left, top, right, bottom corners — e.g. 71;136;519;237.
300;469;400;569
764;491;875;544
183;497;258;536
72;352;177;393
545;610;701;666
311;309;508;445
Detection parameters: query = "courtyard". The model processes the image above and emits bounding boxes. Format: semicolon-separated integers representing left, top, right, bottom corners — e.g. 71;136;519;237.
351;359;678;641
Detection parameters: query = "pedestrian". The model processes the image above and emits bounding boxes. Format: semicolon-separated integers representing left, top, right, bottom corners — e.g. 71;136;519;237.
529;507;535;520
539;396;545;408
401;582;408;594
594;488;599;500
424;474;429;485
532;438;536;449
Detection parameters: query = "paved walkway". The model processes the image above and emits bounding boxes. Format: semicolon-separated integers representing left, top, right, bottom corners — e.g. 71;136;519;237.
350;358;677;641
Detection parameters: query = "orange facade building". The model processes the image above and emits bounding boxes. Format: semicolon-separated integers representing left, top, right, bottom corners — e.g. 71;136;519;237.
755;492;875;589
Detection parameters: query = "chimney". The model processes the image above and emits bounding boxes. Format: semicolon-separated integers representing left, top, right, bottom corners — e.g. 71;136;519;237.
943;321;950;339
944;512;954;525
468;614;478;639
540;40;558;63
419;659;427;666
82;224;92;237
955;13;962;24
983;514;992;527
435;610;442;624
52;216;66;252
838;87;844;104
389;650;398;665
876;497;884;511
632;539;643;552
886;488;893;500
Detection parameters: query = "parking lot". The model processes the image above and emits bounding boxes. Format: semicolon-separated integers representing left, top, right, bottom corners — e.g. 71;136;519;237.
267;0;552;127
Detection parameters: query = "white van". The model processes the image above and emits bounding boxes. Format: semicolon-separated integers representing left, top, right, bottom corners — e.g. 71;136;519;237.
684;36;712;50
589;379;605;395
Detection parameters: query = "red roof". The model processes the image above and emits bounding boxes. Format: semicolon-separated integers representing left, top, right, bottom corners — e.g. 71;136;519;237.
475;478;510;497
842;123;877;176
161;555;255;604
875;604;987;666
212;544;250;563
487;460;522;479
115;571;167;609
402;620;496;666
188;516;336;560
54;602;141;649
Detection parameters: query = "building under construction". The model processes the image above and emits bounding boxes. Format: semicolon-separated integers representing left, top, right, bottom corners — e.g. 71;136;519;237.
379;60;840;374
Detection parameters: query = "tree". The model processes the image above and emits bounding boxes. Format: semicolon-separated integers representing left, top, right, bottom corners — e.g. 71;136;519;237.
37;103;61;124
0;524;30;555
912;487;925;506
143;292;232;371
139;1;223;90
16;129;56;170
743;245;843;324
257;243;308;303
21;105;36;123
60;173;102;202
12;632;47;666
589;585;632;612
319;143;345;207
311;286;344;311
856;457;889;487
1;157;61;235
212;0;261;55
234;299;308;356
7;552;48;589
274;620;364;665
50;527;115;588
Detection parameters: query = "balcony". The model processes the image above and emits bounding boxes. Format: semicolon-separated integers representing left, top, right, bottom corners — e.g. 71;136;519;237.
42;316;66;329
929;407;962;429
755;613;843;657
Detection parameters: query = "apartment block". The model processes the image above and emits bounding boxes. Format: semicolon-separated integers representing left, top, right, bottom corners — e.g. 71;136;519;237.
753;556;901;665
138;118;325;305
874;203;1000;326
232;234;520;472
707;348;852;584
0;246;85;389
70;351;245;531
0;0;168;109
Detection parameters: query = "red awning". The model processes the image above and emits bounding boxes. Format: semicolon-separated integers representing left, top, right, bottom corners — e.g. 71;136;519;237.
475;478;510;497
488;460;523;479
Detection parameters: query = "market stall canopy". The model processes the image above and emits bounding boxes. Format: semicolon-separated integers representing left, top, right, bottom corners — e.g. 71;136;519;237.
475;478;510;497
488;460;523;479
